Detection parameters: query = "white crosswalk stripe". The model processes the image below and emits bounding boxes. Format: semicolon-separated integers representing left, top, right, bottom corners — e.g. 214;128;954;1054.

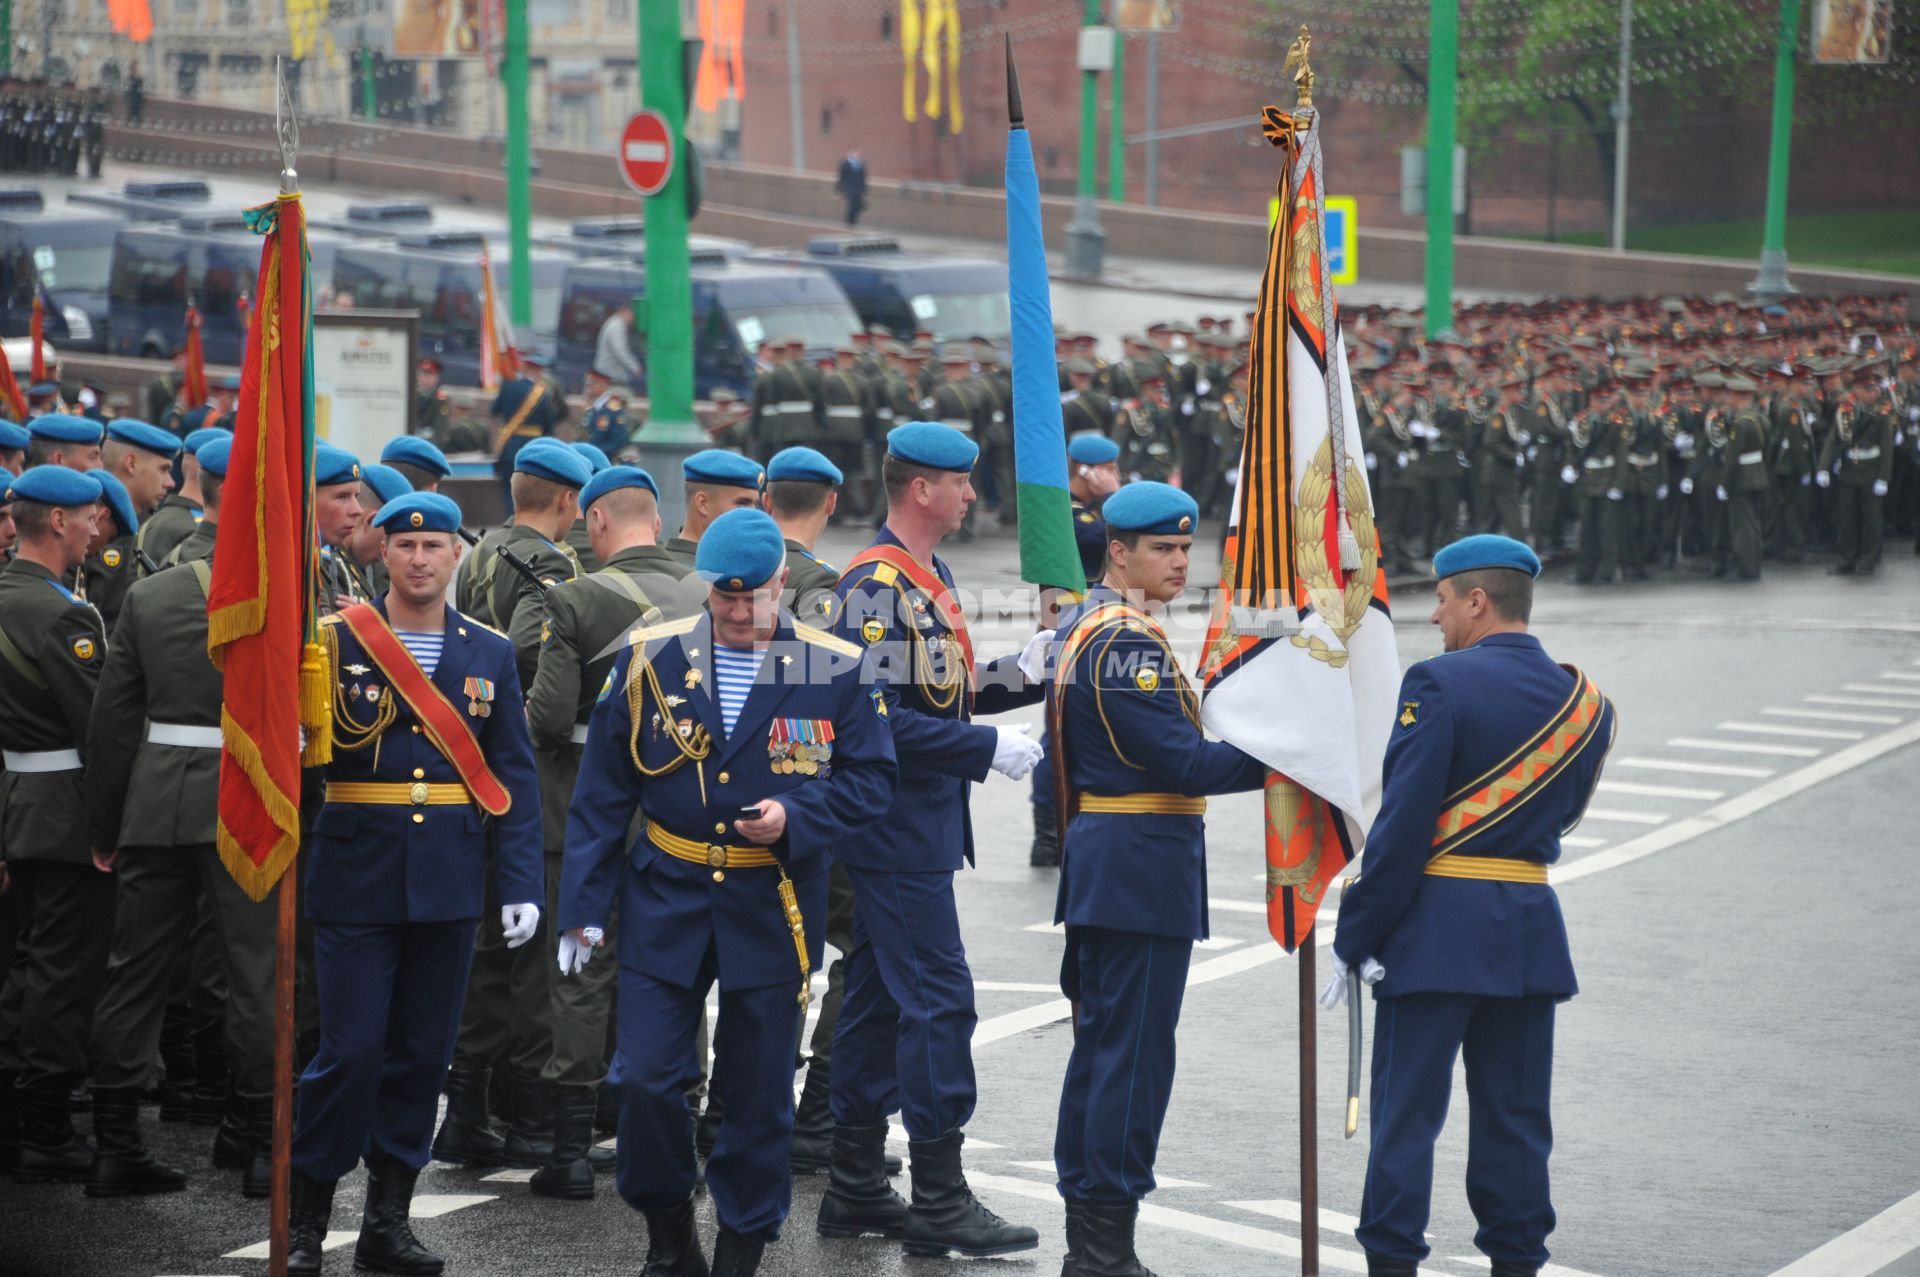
1806;694;1920;710
1578;807;1668;825
1667;736;1823;758
1840;683;1920;699
1617;756;1775;777
1877;671;1920;682
1561;834;1608;848
1596;779;1725;801
1764;706;1902;725
223;1197;495;1259
1718;720;1866;741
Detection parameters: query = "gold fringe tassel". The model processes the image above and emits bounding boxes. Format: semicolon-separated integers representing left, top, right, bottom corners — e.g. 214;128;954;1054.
300;638;333;765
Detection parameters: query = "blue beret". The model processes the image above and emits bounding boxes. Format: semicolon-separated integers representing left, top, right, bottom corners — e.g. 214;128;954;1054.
0;419;29;450
216;373;242;391
887;421;978;472
3;464;103;508
183;425;231;455
106;418;183;459
196;436;233;478
571;442;612;474
28;414;104;446
314;444;362;487
181;406;217;433
1432;534;1541;581
371;491;463;534
90;468;139;535
694;508;787;592
767;446;843;486
683;448;765;490
379;434;452;478
1101;480;1198;536
513;437;593;489
359;462;413;508
27;380;60;398
1067;432;1120;465
580;464;660;511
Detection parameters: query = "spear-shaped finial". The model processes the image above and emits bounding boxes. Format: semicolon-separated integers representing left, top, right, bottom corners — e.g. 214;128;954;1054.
275;55;299;195
1006;35;1025;130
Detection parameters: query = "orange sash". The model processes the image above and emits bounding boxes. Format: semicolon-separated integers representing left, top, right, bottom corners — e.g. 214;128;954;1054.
844;542;976;675
1429;667;1607;858
336;603;513;817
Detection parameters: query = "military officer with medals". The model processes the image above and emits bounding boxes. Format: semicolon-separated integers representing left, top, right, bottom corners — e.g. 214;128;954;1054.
287;491;543;1277
1046;482;1268;1277
0;466;110;1182
820;422;1051;1258
313;445;369;613
380;434;454;494
664;449;766;574
1328;534;1617;1277
558;508;899;1276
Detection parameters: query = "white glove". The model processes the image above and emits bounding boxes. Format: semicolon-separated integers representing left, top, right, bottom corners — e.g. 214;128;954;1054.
1366;452;1378;471
1680;477;1695;495
1799;473;1810;487
1395;451;1409;469
1674;431;1694;451
558;932;595;976
501;903;541;949
1606;487;1623;501
1655;484;1669;500
1716;485;1729;502
1560;465;1577;485
1316;956;1387;1008
1873;479;1889;497
1816;469;1831;489
1016;629;1057;684
990;724;1045;781
1515;454;1525;469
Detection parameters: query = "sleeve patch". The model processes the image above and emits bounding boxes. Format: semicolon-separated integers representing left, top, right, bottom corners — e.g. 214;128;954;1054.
1398;700;1420;729
1134;665;1160;693
860;617;887;645
72;635;98;661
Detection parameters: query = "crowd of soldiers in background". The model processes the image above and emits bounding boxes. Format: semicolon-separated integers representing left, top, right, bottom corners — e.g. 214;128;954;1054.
0;78;107;177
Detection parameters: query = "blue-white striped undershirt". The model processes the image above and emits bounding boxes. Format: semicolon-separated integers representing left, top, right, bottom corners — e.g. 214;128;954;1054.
710;643;768;736
395;630;444;677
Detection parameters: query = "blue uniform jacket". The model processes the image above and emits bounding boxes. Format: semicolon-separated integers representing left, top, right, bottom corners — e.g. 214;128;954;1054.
1333;632;1616;1000
305;600;543;926
560;611;898;992
830;526;1043;873
1050;589;1267;942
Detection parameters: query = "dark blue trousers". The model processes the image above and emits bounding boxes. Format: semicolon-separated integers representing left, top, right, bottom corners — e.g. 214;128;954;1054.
828;868;977;1139
1053;927;1191;1203
1357;992;1558;1267
612;955;803;1239
291;921;477;1182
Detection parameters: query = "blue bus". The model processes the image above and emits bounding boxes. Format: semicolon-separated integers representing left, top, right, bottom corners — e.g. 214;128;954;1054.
536;216;751;263
756;235;1010;348
68;178;217;223
0;189;118;352
554;257;861;397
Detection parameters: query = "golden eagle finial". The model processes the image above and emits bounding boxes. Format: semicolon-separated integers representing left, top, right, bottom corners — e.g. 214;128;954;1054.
1284;26;1314;108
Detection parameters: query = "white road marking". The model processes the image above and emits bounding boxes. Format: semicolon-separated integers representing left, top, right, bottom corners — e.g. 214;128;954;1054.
1718;720;1866;741
1561;835;1608;849
1450;1255;1612;1277
1617;757;1775;778
1210;897;1270;915
1840;683;1920;699
1878;671;1920;681
1765;1187;1920;1277
1221;1195;1363;1231
1008;1158;1208;1190
1764;706;1902;725
226;1230;358;1259
1668;736;1823;758
1596;779;1725;801
883;1124;998;1150
1577;807;1668;825
1807;694;1919;710
1195;935;1246;950
479;1168;537;1182
976;981;1066;994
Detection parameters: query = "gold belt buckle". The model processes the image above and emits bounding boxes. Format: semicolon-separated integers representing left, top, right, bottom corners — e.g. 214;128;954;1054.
705;846;729;868
409;782;429;805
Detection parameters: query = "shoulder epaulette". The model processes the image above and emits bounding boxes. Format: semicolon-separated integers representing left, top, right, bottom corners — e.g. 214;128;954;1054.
458;612;509;640
627;613;701;648
870;562;899;587
792;621;860;658
46;578;84;605
320;613;344;627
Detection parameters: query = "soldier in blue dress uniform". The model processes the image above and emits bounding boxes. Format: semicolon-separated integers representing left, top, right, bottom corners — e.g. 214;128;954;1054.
491;367;562;508
1328;534;1617;1277
817;422;1052;1258
287;491;544;1277
559;508;898;1276
582;366;633;457
1046;482;1268;1276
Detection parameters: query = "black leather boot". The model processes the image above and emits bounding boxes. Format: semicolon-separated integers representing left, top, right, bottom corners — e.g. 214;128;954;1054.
1061;1198;1088;1277
190;1031;228;1126
502;1073;554;1170
85;1086;188;1197
709;1228;766;1276
241;1096;274;1199
640;1195;710;1277
1077;1199;1154;1276
287;1170;337;1277
430;1064;505;1167
788;1063;833;1175
13;1076;92;1182
817;1121;914;1240
353;1154;444;1275
1489;1263;1538;1277
211;1085;250;1169
1364;1253;1418;1277
1030;804;1061;867
528;1084;596;1200
902;1129;1039;1258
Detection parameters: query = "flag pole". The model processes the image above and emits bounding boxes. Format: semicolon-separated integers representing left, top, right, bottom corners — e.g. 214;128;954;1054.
1300;936;1319;1275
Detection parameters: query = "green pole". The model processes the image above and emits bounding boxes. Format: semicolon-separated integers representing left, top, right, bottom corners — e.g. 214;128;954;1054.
639;0;698;440
1425;0;1458;340
1106;29;1124;203
1;0;12;78
504;0;532;327
360;46;377;120
1750;0;1799;297
1077;0;1101;204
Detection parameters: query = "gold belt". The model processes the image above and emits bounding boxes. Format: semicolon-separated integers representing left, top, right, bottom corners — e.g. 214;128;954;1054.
1424;853;1548;884
646;819;779;868
325;782;472;806
1077;793;1208;816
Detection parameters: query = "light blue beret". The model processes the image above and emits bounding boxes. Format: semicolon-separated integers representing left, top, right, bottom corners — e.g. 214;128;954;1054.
514;437;592;489
183;425;231;454
0;419;29;450
27;413;104;445
106;418;182;459
1432;534;1541;581
181;406;218;434
767;446;843;486
1100;480;1197;535
887;421;978;472
371;491;463;534
314;443;362;488
90;468;140;535
683;448;766;490
580;464;659;510
215;373;242;391
571;441;612;474
1067;431;1121;466
195;436;233;478
694;508;787;592
380;434;453;478
359;462;413;508
4;464;104;507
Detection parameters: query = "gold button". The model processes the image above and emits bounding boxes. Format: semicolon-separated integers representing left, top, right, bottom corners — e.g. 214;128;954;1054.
717;771;730;784
712;870;725;883
412;768;425;780
411;813;424;824
714;822;727;835
411;725;421;734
